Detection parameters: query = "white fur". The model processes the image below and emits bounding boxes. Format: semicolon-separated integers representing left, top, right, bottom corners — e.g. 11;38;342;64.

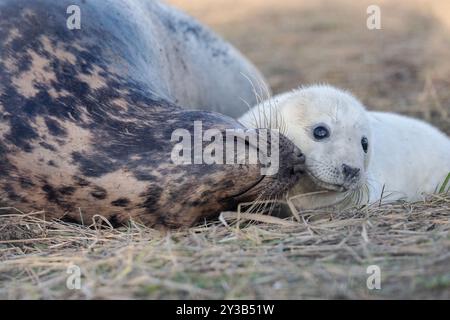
239;85;450;205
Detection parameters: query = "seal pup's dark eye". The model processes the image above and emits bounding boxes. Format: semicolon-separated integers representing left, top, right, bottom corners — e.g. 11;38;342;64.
313;125;330;140
361;136;369;153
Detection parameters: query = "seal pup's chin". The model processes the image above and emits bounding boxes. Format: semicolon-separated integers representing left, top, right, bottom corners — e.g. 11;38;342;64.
306;171;362;193
307;172;346;192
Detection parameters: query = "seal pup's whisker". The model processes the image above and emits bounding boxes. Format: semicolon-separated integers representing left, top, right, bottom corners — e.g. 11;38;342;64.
240;72;265;128
240;71;289;136
240;71;290;136
240;97;260;130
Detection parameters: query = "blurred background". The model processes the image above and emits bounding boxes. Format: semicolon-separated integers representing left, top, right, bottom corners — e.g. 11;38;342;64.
168;0;450;134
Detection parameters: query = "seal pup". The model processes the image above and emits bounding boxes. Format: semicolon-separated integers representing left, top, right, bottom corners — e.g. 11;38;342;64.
0;0;305;229
239;85;450;208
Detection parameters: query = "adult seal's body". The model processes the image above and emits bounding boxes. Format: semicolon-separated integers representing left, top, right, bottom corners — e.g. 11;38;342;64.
0;0;305;228
240;85;450;209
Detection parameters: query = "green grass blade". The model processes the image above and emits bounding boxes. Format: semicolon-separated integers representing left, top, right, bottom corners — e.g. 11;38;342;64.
439;172;450;194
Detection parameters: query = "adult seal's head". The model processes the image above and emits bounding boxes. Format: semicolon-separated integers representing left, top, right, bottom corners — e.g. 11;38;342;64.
240;85;372;198
0;0;305;228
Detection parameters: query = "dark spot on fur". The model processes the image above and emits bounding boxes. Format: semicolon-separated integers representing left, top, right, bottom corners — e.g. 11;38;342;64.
222;180;234;189
59;186;76;195
154;214;168;228
108;214;123;228
133;171;157;181
19;177;35;189
189;200;206;207
201;190;213;197
40;142;57;151
175;177;184;183
40;183;74;210
140;186;163;213
4;183;22;201
72;152;118;178
111;197;130;207
73;176;90;187
41;184;58;200
5;117;38;152
90;186;107;199
47;160;58;167
45;118;67;136
0;142;15;177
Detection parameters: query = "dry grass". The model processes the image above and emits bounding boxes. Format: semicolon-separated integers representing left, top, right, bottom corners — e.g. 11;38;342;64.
1;194;449;299
1;0;450;299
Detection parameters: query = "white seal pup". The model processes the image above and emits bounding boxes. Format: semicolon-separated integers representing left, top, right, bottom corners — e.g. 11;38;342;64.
239;85;450;208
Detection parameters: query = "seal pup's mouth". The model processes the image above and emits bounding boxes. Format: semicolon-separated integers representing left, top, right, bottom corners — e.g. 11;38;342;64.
307;172;349;192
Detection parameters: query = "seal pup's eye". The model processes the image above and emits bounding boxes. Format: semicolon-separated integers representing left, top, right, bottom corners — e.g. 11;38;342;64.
313;125;330;140
361;136;369;153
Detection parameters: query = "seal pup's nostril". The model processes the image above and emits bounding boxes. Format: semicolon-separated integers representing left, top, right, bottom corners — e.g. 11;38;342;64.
342;164;360;180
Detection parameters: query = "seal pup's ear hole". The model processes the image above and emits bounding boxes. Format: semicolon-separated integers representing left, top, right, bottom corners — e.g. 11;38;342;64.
312;123;331;141
361;136;369;153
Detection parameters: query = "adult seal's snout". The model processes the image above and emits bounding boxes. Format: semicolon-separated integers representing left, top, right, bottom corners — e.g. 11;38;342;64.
0;0;304;228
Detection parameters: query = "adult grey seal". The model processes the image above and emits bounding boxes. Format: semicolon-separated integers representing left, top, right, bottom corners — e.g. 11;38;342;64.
0;0;305;229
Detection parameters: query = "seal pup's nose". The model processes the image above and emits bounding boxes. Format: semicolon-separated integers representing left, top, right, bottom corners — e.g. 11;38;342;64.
342;164;360;180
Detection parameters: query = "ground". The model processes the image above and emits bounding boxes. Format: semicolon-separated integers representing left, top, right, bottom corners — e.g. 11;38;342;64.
0;0;449;299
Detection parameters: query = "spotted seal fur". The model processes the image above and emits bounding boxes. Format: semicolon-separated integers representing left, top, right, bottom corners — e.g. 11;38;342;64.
0;0;305;228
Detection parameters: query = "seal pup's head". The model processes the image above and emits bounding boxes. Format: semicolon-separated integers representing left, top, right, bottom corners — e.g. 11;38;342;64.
239;85;372;194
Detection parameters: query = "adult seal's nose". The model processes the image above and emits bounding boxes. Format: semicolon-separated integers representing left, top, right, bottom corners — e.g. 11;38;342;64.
342;164;360;180
294;147;306;164
292;147;306;174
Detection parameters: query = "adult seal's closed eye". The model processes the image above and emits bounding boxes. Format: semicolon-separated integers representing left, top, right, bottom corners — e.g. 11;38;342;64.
0;0;305;228
239;84;450;209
